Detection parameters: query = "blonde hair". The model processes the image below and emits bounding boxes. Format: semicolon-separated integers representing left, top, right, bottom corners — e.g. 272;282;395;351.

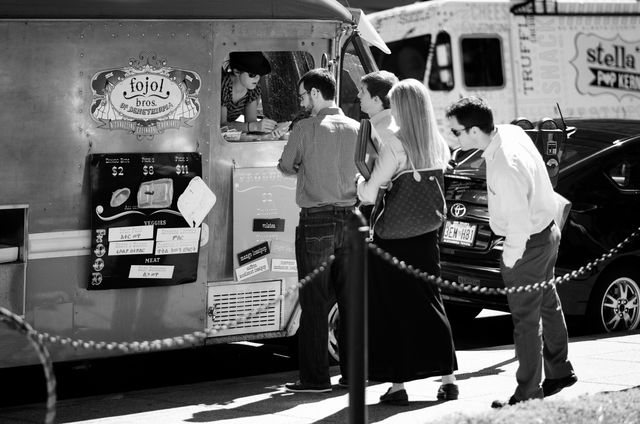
389;79;451;170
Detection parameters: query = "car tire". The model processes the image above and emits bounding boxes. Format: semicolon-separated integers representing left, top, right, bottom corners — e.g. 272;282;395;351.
586;266;640;333
328;302;340;364
444;303;483;325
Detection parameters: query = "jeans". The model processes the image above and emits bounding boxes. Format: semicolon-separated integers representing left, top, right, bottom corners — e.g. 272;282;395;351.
295;208;352;387
501;222;574;400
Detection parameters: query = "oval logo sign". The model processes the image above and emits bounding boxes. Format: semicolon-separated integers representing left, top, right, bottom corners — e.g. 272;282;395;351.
451;203;467;218
111;74;182;120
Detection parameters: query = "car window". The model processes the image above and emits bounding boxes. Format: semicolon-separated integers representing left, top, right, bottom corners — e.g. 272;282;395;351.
561;142;600;167
606;142;640;190
450;149;485;173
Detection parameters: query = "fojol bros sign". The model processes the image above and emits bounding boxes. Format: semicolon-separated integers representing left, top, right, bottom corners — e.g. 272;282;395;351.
572;33;640;99
111;74;183;120
91;52;201;138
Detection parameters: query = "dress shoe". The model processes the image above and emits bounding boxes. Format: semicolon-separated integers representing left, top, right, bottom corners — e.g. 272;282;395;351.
379;388;409;405
284;381;332;393
437;383;459;400
337;377;348;387
491;395;521;408
542;372;578;397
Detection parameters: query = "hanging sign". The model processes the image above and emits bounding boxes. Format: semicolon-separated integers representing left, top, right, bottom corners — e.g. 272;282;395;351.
89;152;202;290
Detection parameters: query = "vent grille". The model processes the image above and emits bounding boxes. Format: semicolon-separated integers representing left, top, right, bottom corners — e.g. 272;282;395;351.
207;280;282;336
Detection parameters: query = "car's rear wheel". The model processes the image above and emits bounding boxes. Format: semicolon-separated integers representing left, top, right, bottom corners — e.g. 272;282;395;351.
587;266;640;332
328;302;340;363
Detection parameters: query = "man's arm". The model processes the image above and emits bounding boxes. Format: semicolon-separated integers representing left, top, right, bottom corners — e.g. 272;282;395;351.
495;163;533;268
277;124;304;175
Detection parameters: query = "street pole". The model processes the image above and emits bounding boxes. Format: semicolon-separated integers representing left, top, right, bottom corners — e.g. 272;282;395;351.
347;208;368;424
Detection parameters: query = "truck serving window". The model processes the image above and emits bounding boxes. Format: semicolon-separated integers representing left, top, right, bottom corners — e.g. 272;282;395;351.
220;51;314;142
460;36;504;88
428;32;454;91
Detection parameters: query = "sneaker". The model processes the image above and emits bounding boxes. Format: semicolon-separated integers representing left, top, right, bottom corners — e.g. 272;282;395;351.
542;372;578;397
379;388;409;406
337;377;348;387
284;381;332;393
491;396;521;408
436;383;459;400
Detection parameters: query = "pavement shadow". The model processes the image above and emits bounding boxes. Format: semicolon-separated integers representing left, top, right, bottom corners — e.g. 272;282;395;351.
185;387;350;423
451;355;518;381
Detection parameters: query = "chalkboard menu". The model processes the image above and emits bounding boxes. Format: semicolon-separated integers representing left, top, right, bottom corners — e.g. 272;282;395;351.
88;153;202;290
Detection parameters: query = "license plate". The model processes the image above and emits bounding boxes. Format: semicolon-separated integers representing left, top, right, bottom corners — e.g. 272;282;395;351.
441;220;477;247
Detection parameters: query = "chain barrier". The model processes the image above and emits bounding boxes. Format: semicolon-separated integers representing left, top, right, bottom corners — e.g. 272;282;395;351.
0;307;57;424
369;225;640;295
2;223;638;424
0;256;334;424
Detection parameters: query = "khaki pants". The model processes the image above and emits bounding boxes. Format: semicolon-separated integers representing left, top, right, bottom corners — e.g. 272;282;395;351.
501;222;574;400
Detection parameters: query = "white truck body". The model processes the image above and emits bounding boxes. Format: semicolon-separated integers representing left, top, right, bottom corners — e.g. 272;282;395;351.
369;0;640;143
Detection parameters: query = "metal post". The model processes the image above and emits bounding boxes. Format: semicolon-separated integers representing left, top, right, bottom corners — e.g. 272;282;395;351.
347;209;368;424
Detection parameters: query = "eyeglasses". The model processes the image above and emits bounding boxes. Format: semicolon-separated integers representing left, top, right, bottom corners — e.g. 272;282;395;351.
450;126;471;137
243;72;259;78
297;90;309;101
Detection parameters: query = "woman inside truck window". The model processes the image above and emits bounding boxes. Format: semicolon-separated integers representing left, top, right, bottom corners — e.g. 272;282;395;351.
220;51;280;135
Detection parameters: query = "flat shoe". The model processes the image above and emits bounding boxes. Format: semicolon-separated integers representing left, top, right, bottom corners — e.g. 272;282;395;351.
542;372;578;397
437;383;459;400
379;388;409;405
284;381;332;393
491;395;521;408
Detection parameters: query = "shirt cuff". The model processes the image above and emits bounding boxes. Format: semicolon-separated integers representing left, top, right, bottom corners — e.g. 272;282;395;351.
502;245;526;268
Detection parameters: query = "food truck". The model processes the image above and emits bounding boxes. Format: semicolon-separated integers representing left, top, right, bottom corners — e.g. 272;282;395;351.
0;0;387;368
368;0;640;142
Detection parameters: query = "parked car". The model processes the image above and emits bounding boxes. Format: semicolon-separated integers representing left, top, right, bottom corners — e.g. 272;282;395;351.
439;119;640;333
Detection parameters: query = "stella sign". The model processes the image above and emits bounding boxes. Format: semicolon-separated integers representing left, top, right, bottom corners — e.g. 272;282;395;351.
571;34;640;100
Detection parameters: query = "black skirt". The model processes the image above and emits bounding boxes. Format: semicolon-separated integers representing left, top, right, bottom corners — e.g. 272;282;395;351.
367;230;458;383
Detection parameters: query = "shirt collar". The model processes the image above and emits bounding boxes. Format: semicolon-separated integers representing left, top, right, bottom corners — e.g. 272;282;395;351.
370;109;391;127
481;127;501;161
316;107;343;117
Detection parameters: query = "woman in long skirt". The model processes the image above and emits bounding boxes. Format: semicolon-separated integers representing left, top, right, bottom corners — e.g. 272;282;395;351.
357;78;458;405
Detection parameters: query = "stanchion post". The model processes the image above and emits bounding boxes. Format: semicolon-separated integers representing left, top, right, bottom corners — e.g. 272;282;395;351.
347;209;368;424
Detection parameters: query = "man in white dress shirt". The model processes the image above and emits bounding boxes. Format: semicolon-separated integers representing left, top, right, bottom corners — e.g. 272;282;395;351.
445;97;577;407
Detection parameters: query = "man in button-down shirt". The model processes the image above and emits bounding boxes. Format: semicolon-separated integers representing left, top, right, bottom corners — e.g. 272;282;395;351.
445;97;576;407
279;68;359;393
358;70;399;151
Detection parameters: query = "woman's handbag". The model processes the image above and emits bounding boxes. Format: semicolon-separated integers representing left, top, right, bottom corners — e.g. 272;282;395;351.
371;166;447;240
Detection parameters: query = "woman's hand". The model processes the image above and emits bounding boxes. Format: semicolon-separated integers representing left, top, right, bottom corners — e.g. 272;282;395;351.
250;118;277;133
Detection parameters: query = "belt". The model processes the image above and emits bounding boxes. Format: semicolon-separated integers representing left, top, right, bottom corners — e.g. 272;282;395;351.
300;205;355;216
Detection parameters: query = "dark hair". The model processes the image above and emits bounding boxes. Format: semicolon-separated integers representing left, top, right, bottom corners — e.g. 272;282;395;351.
361;71;398;110
227;51;271;76
445;96;495;134
299;68;336;101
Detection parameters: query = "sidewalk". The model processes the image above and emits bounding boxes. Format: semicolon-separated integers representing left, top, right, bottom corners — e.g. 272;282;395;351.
2;330;640;424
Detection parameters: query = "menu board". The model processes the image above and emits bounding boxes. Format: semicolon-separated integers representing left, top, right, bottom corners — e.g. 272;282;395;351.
233;167;299;283
89;153;202;290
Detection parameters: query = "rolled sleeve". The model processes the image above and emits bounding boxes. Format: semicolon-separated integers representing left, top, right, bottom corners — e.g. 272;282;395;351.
357;143;398;204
